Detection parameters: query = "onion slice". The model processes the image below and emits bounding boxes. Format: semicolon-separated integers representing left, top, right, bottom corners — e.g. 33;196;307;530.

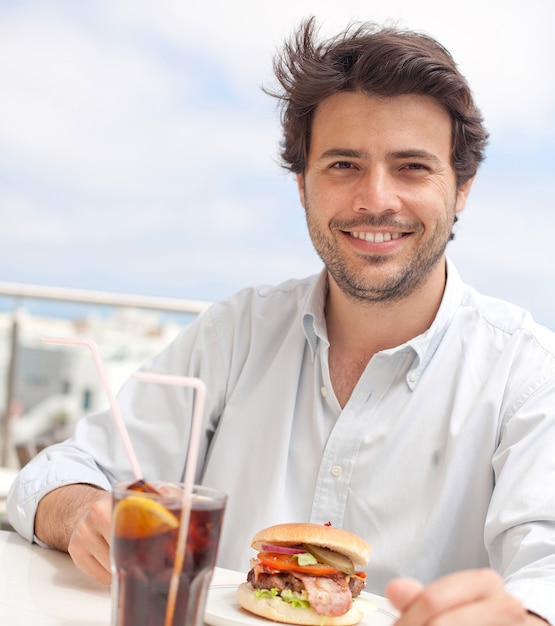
261;544;305;555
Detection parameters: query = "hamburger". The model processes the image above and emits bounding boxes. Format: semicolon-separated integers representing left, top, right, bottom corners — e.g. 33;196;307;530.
236;523;371;625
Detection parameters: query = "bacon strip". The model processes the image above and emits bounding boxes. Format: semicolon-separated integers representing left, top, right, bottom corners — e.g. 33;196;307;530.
294;573;352;617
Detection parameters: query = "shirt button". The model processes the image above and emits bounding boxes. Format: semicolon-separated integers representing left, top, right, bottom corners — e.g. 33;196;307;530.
331;465;343;477
408;372;417;383
321;386;328;397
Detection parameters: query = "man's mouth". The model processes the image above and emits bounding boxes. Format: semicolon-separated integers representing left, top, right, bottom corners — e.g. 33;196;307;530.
349;231;405;243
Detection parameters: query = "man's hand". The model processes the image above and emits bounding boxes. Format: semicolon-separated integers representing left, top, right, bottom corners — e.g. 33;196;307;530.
35;484;113;585
386;569;546;625
67;491;113;584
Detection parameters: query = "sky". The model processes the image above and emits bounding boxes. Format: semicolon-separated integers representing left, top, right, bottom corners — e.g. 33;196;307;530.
0;0;554;328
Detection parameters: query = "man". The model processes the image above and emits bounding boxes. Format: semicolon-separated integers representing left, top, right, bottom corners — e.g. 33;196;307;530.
8;18;555;624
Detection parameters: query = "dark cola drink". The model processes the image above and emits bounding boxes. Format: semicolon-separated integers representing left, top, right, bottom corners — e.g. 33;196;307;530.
111;482;226;626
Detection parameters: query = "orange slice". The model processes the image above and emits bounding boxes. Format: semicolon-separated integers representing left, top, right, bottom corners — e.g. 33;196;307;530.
114;495;179;538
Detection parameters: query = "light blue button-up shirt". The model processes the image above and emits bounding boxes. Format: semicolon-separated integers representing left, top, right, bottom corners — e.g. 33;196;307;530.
8;259;555;622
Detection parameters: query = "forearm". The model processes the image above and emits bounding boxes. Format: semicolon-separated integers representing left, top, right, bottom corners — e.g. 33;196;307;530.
34;484;108;552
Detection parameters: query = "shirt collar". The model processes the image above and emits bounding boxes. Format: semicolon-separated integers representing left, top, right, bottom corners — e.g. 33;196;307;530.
301;258;465;388
400;257;465;389
302;269;329;358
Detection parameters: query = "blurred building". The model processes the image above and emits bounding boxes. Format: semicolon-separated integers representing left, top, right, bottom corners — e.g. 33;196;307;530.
0;306;188;468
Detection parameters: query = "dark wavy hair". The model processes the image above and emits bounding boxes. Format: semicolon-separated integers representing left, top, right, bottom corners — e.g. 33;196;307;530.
267;18;488;186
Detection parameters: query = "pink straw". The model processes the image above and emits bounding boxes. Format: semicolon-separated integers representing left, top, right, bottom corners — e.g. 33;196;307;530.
42;336;208;626
132;371;207;626
42;336;143;480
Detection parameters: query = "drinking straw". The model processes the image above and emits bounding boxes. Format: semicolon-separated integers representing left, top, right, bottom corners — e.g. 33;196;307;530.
42;337;143;480
132;371;207;626
42;336;208;626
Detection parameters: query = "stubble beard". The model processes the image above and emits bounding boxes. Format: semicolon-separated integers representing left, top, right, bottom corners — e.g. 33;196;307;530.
305;208;456;305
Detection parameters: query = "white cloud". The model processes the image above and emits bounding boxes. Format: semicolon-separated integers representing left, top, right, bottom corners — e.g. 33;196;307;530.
0;8;281;198
451;171;555;273
0;0;554;327
105;0;555;133
0;193;70;243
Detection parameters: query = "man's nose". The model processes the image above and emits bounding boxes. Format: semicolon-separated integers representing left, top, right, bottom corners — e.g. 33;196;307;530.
352;168;401;214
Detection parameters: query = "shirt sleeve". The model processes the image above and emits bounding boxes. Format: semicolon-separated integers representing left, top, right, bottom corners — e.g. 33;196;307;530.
6;444;113;543
486;365;555;624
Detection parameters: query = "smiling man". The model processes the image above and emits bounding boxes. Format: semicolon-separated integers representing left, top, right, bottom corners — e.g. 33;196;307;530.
8;17;555;626
301;92;470;304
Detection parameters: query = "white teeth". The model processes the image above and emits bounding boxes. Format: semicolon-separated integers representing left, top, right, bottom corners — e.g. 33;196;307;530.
350;231;403;243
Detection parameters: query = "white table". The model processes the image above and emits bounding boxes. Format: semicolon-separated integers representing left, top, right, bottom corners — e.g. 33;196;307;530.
0;529;110;624
0;532;246;625
0;530;397;625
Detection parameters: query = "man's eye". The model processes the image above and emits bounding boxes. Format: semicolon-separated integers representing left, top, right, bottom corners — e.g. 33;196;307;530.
332;161;355;169
404;163;428;171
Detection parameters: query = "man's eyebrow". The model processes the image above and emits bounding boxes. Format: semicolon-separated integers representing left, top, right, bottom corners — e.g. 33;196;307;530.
318;148;370;160
318;148;442;162
389;149;441;162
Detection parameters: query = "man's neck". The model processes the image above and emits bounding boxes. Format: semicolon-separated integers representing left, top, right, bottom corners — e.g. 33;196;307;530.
325;260;448;360
324;261;447;408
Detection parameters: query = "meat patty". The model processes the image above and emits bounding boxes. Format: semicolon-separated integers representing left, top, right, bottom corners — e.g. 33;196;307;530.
349;574;366;597
247;569;306;594
246;568;366;598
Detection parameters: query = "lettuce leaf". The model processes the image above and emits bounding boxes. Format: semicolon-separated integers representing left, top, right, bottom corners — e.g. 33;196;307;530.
254;587;311;610
292;552;318;566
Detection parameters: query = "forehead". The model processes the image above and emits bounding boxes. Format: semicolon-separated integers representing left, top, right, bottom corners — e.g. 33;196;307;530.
309;91;453;159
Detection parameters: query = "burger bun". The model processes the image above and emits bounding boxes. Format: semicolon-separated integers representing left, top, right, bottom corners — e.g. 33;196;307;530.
236;583;364;626
251;523;371;567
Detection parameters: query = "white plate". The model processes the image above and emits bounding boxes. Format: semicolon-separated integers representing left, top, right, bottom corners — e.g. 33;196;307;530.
204;583;398;626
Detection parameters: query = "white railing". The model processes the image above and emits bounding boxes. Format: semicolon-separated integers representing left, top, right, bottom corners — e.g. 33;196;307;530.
0;281;211;314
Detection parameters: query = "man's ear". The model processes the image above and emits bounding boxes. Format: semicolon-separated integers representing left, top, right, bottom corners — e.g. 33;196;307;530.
296;173;306;208
455;176;475;214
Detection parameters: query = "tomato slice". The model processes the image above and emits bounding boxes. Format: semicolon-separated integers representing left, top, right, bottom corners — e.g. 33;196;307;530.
257;551;342;576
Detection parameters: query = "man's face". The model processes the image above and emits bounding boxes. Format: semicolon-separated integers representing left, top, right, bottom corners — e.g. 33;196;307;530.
297;92;473;303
